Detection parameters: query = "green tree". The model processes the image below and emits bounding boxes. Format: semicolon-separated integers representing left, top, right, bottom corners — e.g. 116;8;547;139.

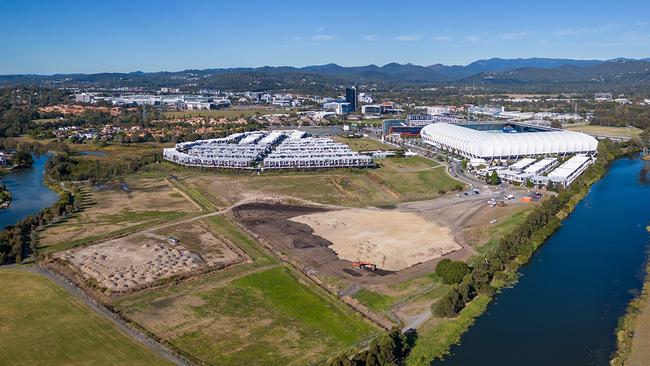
435;259;471;284
640;128;650;157
433;288;464;317
486;170;501;185
12;151;33;167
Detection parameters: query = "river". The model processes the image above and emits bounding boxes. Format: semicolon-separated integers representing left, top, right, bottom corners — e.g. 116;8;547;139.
439;156;650;365
0;155;58;229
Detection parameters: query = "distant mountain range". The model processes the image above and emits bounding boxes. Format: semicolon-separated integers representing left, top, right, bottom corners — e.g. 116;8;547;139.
2;57;650;92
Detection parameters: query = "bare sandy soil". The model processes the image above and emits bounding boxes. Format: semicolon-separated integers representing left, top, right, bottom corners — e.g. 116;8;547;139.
55;220;242;293
232;189;530;287
291;209;460;271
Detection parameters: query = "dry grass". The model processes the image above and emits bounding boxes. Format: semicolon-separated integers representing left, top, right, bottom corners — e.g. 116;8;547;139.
564;124;643;138
38;177;199;253
182;156;461;207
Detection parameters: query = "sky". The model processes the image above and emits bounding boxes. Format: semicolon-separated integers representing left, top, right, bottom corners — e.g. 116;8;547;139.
1;0;650;74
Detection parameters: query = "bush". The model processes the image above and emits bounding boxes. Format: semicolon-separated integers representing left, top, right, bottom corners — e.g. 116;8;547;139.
486;170;501;185
433;288;464;317
435;259;471;285
330;327;415;366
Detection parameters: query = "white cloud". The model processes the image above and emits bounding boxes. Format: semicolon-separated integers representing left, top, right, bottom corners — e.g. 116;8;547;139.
500;31;529;40
553;23;619;36
464;35;481;43
362;34;377;41
393;34;422;41
309;34;335;41
432;35;452;42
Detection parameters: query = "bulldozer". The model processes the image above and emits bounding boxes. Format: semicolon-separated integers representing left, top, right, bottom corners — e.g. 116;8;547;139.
352;261;377;271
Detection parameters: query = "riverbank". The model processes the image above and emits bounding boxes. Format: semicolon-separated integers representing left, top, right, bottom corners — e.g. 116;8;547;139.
0;154;74;264
611;225;650;366
405;141;634;365
0;184;11;209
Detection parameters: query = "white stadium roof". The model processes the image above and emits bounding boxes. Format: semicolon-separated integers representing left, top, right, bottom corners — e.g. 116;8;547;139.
420;123;598;159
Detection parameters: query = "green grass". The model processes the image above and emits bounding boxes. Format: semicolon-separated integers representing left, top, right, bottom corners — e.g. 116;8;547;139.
474;208;534;257
117;266;377;366
235;267;374;344
334;136;399;151
207;215;275;264
373;157;462;200
169;177;220;210
564;124;643;138
38;210;190;254
406;294;492;366
193;156;463;207
0;269;168;366
354;289;396;312
176;267;375;365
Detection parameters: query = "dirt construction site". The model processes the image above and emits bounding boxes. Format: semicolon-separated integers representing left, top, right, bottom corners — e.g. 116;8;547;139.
54;219;245;293
231;190;530;286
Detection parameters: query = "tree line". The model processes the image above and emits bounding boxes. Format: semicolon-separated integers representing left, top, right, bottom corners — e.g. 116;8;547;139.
45;151;161;184
0;190;82;264
328;328;416;366
434;139;630;318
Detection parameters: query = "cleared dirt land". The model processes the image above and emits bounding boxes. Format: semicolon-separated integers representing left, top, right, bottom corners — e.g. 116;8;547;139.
54;219;243;293
38;177;199;253
0;269;168;366
291;208;460;271
113;216;377;366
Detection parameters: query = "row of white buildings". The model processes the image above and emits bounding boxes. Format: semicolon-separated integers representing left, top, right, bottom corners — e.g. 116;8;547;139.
476;154;594;188
163;130;373;170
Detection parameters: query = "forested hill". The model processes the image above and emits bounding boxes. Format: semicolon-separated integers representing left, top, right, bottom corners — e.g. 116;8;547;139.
2;58;650;92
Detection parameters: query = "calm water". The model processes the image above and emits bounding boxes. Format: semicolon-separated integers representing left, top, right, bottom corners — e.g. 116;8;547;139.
439;157;650;366
79;150;107;157
0;155;58;229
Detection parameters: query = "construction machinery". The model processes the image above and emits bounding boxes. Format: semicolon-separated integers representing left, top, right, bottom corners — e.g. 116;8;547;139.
352;261;377;271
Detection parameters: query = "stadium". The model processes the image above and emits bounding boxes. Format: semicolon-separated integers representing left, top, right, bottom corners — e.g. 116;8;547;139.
420;122;598;159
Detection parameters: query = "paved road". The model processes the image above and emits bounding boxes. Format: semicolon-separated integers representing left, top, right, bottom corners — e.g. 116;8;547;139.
1;265;193;366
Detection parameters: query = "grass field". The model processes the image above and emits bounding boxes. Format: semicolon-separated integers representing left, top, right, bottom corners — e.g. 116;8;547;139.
0;269;168;366
332;136;399;151
183;156;462;207
469;207;534;257
353;289;396;312
564;124;643;139
372;157;462;200
163;108;280;119
37;177;198;253
114;215;377;365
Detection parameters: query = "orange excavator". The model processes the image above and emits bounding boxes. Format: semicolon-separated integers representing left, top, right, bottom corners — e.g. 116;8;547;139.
352;261;377;271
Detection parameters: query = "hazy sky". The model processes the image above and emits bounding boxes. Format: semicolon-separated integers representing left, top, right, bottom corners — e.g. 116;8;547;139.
1;0;650;74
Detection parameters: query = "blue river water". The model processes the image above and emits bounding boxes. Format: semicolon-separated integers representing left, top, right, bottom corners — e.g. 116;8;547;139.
0;155;59;229
438;157;650;365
